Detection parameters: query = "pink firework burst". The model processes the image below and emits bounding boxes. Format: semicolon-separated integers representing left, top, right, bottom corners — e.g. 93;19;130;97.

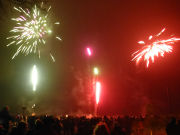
132;28;180;68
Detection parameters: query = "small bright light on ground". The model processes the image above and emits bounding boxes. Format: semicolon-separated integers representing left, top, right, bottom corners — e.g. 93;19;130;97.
31;65;38;91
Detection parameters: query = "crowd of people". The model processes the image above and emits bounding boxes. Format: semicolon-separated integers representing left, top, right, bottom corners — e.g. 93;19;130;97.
0;106;180;135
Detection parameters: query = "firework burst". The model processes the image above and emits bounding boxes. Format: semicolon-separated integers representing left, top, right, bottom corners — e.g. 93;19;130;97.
7;3;61;61
132;28;180;67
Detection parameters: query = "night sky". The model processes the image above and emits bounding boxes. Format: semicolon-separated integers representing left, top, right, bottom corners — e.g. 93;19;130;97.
0;0;180;115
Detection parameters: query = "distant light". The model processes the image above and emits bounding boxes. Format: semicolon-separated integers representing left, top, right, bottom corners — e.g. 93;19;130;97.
48;30;52;34
32;104;36;108
54;22;60;25
86;47;92;56
32;113;36;116
94;67;99;75
56;36;62;41
31;65;38;91
96;82;101;105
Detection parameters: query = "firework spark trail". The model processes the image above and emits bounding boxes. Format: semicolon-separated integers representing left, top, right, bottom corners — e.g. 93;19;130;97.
96;81;101;105
7;4;61;61
31;65;38;91
132;28;180;67
86;47;92;56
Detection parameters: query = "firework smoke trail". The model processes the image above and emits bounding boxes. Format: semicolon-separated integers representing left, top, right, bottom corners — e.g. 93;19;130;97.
132;28;180;67
7;4;61;61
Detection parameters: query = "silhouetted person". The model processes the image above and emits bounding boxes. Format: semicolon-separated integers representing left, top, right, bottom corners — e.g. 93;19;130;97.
0;125;6;135
166;117;177;135
176;120;180;135
111;124;126;135
9;121;28;135
0;106;12;131
93;122;110;135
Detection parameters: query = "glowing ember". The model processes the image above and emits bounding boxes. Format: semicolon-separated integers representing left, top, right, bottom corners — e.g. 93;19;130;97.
132;28;180;67
86;47;92;56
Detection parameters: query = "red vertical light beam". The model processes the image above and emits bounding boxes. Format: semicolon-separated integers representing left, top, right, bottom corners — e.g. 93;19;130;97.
96;81;101;105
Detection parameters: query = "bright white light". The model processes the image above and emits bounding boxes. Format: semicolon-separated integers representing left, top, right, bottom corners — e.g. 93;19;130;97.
48;30;52;34
32;104;36;108
94;67;99;75
96;82;101;105
86;47;92;56
31;65;38;91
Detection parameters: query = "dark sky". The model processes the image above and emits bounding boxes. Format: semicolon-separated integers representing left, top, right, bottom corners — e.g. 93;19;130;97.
0;0;180;115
